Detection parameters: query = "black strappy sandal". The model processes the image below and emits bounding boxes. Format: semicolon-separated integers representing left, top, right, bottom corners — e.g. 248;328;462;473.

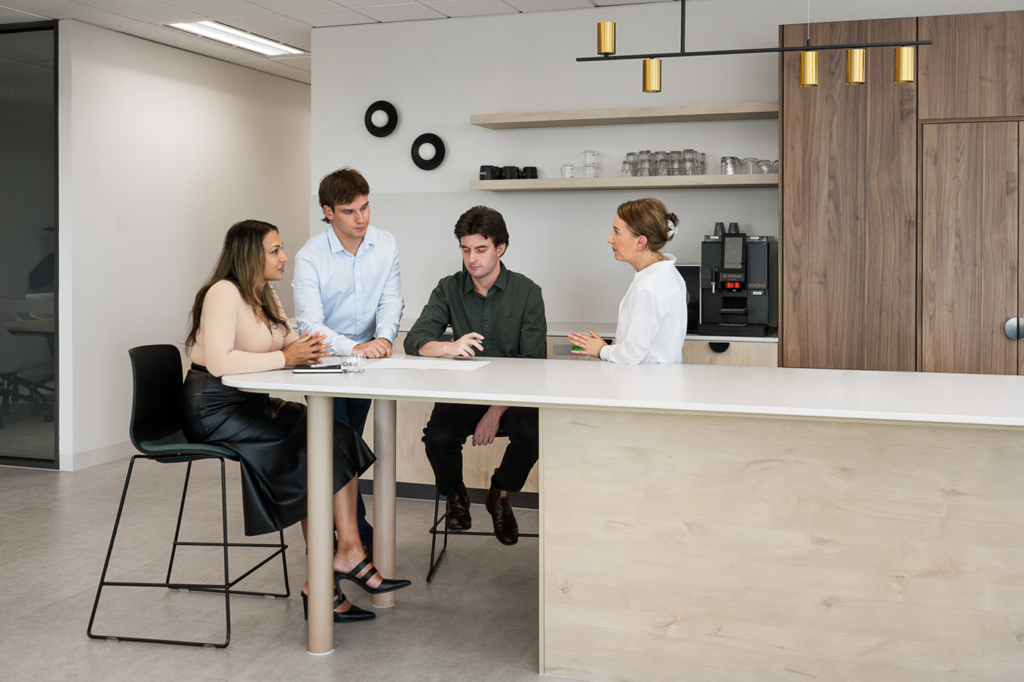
335;558;411;595
302;584;376;623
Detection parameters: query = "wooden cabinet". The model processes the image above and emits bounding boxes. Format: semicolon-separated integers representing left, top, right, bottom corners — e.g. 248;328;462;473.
780;18;918;371
681;339;778;367
919;11;1024;120
921;122;1021;375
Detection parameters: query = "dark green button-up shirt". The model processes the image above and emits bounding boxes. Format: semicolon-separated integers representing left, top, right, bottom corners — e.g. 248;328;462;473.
404;263;547;359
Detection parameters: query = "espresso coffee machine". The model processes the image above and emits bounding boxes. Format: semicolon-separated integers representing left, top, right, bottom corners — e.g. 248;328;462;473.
698;225;778;337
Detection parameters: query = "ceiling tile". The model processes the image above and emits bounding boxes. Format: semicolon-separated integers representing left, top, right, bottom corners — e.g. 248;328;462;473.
214;12;312;51
0;0;141;27
590;0;672;5
331;0;418;7
159;0;271;19
282;7;376;27
423;0;517;19
236;55;310;83
245;0;336;11
74;0;201;23
503;0;593;11
0;6;48;22
351;3;446;23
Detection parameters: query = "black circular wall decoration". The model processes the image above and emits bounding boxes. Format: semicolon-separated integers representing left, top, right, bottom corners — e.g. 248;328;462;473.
364;100;398;137
411;133;445;171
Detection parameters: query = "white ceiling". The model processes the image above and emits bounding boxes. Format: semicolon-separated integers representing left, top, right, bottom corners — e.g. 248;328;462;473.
0;0;676;84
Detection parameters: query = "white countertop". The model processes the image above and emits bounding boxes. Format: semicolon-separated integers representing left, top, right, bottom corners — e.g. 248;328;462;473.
223;355;1024;427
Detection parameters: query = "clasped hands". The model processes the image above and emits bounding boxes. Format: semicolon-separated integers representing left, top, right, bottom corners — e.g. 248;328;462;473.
283;332;332;366
567;330;607;358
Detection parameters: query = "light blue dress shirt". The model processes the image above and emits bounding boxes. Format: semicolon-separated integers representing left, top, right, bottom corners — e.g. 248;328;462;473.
292;224;403;355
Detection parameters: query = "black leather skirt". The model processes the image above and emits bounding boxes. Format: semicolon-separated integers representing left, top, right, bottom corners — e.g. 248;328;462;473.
182;364;375;536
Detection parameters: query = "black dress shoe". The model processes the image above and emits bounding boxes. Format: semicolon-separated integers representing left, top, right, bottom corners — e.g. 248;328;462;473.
301;589;376;623
485;475;519;546
445;481;472;532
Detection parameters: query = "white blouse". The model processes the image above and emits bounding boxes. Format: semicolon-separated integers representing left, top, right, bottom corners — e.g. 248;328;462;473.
599;254;688;364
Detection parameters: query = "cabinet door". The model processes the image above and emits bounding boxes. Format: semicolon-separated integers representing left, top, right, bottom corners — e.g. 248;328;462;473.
781;18;917;370
919;11;1024;120
921;122;1019;375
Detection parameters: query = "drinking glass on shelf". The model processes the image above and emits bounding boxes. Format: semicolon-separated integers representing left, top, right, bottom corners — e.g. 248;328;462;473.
583;164;599;178
561;164;575;179
681;159;697;176
621;161;635;177
772;159;780;173
657;159;670;176
721;156;741;175
626;152;639;165
741;157;758;174
756;159;774;174
697;152;707;174
582;150;599;166
638;150;651;163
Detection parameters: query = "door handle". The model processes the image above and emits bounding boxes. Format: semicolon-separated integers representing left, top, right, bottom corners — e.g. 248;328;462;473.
1005;318;1021;340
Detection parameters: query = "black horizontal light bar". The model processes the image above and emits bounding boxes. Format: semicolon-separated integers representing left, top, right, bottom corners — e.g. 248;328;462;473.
577;40;932;63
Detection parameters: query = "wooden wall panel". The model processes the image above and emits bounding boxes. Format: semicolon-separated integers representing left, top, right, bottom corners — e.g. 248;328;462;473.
781;19;917;370
919;11;1024;120
921;122;1018;375
542;407;1024;682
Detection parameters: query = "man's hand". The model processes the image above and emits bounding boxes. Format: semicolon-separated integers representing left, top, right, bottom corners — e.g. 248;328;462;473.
473;405;508;446
354;338;393;358
448;332;485;358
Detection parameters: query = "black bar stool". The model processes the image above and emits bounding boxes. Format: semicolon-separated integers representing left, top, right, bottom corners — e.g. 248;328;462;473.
87;345;290;648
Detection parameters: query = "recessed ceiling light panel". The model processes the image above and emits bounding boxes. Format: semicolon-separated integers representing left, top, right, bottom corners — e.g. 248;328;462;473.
169;21;304;57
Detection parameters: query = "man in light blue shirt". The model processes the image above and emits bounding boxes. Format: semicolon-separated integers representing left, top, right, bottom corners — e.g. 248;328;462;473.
293;167;403;554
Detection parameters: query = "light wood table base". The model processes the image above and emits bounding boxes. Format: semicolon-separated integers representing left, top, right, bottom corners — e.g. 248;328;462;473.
305;395;335;654
541;407;1024;682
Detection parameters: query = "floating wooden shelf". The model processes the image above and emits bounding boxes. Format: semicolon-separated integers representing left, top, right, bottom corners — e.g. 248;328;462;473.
470;101;779;129
470;175;778;192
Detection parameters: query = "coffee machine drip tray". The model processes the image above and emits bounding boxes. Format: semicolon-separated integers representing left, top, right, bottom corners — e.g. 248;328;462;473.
697;322;775;337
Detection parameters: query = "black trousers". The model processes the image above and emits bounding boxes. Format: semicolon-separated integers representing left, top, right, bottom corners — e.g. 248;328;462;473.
422;403;539;496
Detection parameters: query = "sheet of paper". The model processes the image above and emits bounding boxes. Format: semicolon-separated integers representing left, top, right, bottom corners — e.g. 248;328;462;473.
368;358;489;371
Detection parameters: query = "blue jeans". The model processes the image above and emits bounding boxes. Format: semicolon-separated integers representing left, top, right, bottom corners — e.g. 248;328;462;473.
334;397;374;546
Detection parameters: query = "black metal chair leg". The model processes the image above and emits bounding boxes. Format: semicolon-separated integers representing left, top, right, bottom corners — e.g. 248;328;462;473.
427;489;450;583
219;458;231;648
165;461;193;585
87;455;139;640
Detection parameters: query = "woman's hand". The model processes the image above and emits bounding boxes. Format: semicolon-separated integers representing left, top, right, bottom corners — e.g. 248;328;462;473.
567;330;607;358
282;332;332;367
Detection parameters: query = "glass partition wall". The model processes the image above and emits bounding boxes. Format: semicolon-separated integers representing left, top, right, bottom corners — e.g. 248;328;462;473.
0;22;57;468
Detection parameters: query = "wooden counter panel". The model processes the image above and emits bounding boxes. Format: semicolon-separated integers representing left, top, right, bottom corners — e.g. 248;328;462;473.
541;407;1024;682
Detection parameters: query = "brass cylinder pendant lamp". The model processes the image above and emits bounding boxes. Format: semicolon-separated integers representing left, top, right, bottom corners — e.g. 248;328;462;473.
643;58;661;93
799;50;818;87
846;48;865;85
598;21;615;56
894;45;915;83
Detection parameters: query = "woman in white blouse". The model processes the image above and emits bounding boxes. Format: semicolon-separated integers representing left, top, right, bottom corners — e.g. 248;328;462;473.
569;199;688;364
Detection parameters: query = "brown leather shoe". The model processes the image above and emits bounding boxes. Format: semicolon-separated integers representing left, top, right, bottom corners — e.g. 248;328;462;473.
485;477;519;546
445;482;472;531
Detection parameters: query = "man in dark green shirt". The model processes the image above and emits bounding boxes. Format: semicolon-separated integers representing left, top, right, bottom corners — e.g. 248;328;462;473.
404;206;546;546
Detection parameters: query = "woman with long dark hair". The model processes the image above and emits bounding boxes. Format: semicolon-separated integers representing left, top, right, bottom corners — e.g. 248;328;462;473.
183;219;410;623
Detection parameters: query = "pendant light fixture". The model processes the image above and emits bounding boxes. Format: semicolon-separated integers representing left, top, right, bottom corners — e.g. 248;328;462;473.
894;45;915;83
579;0;930;93
643;59;661;93
799;0;817;87
799;49;818;87
846;48;866;85
598;21;615;56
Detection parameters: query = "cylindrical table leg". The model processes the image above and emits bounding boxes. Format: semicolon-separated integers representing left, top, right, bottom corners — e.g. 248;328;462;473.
306;395;335;654
372;398;397;608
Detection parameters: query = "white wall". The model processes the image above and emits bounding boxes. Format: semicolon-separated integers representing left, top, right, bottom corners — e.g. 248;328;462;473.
311;0;1022;328
59;21;310;470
